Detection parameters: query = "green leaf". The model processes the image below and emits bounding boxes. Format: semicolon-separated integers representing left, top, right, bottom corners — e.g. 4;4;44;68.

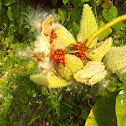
72;23;80;39
112;21;125;34
58;8;67;22
67;21;73;30
63;0;69;5
80;107;90;120
0;62;3;66
98;19;112;41
3;0;16;6
11;1;26;26
116;73;126;83
58;94;62;102
1;110;7;118
85;92;118;126
4;95;12;103
30;26;36;33
10;116;17;123
10;43;15;49
101;0;112;8
11;4;20;20
0;2;2;10
9;32;14;42
81;0;90;3
7;8;13;20
4;103;11;111
0;117;4;125
102;6;118;21
116;90;126;126
70;0;81;7
14;64;19;68
27;88;32;96
51;0;57;7
27;62;35;70
71;7;81;21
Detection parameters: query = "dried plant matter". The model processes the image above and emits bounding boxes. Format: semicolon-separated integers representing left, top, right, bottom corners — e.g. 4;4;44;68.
30;74;69;88
74;61;107;86
27;4;126;88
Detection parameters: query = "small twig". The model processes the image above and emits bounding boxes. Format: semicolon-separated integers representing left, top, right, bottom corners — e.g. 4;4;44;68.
94;0;98;24
88;96;93;108
68;50;80;54
87;87;94;108
111;0;113;6
87;15;126;47
28;103;43;126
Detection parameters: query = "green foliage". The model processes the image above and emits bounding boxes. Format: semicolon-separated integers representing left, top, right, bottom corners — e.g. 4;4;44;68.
3;0;16;6
0;39;90;125
0;0;126;125
63;0;69;5
54;0;126;41
58;8;67;22
57;0;86;39
85;92;118;126
116;90;126;126
0;0;35;44
102;5;125;34
102;6;118;21
98;19;112;41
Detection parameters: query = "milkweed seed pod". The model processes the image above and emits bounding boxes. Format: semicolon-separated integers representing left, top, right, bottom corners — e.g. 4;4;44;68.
41;15;57;45
103;45;126;73
73;61;107;86
52;23;76;49
34;33;50;55
41;15;76;50
86;37;113;61
77;33;83;42
30;74;69;88
59;54;84;80
42;15;55;40
80;4;98;48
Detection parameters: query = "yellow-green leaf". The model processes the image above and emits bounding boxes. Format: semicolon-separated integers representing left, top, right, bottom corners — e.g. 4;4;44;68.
98;19;112;41
116;90;126;126
102;6;118;21
63;0;69;5
30;74;69;88
101;0;112;8
85;92;117;126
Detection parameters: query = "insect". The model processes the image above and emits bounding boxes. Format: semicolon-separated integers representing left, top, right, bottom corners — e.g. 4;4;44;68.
40;26;42;32
50;21;52;25
50;49;67;69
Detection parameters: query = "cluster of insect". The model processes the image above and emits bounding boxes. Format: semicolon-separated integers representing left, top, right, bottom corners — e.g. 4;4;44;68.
50;49;67;69
72;39;88;60
31;20;88;69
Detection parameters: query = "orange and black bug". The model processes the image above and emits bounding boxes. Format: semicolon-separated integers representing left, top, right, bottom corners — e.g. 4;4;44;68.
40;26;42;32
44;33;49;36
50;49;67;69
50;21;52;25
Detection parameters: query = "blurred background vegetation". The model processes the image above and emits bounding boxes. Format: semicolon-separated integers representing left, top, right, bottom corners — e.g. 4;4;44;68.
0;0;126;125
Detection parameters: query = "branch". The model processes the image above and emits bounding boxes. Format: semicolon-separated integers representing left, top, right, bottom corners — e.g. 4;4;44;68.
87;15;126;47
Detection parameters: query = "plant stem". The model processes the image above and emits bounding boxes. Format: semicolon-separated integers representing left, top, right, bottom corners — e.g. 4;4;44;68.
68;50;80;54
28;103;43;126
87;15;126;47
94;0;98;24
